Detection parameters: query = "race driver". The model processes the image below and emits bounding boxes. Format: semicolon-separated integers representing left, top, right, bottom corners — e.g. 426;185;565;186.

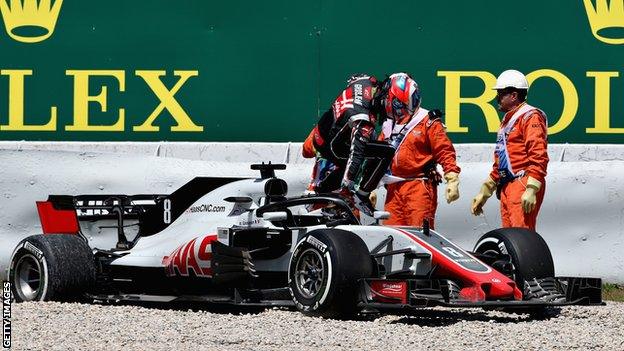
302;73;395;216
378;73;460;228
471;69;549;231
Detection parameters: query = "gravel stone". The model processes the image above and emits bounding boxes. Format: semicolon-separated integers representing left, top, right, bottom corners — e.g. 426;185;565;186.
9;302;624;350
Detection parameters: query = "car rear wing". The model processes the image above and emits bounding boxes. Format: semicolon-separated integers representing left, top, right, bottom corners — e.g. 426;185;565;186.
36;195;166;248
35;177;247;248
36;199;80;235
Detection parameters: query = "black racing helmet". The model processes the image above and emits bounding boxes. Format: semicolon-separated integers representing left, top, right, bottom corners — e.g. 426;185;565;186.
372;75;391;121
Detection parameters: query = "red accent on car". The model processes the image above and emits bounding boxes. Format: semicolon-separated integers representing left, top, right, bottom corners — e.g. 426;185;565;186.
178;239;197;276
397;229;520;302
369;280;408;304
198;234;217;276
459;286;487;301
165;234;218;277
198;235;217;260
36;201;79;235
512;283;523;300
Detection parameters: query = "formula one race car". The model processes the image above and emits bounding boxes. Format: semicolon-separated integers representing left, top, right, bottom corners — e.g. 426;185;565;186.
7;163;602;317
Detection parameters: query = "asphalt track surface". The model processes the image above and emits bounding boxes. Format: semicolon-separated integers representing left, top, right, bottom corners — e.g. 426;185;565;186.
7;301;623;350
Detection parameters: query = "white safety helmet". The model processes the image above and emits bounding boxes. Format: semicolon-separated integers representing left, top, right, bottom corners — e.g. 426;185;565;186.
493;69;529;90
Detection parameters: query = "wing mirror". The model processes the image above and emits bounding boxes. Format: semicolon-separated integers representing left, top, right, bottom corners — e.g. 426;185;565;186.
373;211;390;220
373;211;390;225
262;211;288;222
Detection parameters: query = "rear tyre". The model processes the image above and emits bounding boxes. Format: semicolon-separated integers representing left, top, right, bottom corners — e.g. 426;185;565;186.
9;234;95;302
288;229;373;319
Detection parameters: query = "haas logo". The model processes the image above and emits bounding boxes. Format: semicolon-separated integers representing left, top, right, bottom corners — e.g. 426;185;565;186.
163;234;218;277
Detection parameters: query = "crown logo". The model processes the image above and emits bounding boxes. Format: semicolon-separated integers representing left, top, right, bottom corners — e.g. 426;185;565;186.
0;0;63;43
583;0;624;44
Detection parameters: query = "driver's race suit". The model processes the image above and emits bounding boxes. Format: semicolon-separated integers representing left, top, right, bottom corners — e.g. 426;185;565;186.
304;76;394;196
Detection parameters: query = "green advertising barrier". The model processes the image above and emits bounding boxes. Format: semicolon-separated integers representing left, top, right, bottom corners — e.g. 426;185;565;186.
0;0;622;143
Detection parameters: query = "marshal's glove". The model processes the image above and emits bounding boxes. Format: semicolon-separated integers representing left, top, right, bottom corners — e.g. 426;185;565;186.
471;177;497;216
521;176;542;213
369;190;378;208
444;172;460;204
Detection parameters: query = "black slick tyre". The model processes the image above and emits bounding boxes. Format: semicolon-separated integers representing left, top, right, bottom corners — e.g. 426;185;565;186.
288;229;373;319
8;234;96;302
473;227;555;296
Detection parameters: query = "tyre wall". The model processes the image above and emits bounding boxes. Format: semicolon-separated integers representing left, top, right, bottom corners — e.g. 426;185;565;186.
0;142;622;283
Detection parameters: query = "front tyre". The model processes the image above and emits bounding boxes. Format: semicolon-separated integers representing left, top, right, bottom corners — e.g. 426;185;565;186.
9;234;95;302
474;227;556;299
288;229;373;319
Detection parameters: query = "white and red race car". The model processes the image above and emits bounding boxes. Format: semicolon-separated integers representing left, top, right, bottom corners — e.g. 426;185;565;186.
8;163;602;317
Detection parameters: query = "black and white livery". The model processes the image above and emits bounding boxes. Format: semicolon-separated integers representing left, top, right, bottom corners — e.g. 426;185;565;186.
8;163;602;318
